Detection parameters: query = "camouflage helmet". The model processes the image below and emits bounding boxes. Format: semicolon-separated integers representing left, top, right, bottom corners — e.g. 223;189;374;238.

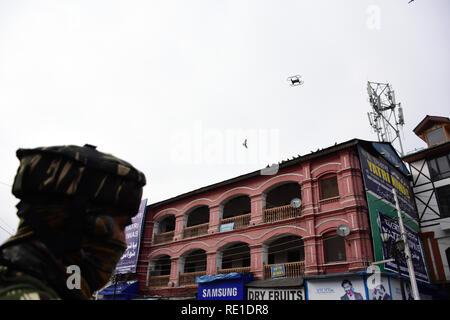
12;144;146;216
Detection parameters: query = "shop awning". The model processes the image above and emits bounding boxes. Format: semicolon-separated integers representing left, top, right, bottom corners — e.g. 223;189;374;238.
98;280;139;296
196;272;252;284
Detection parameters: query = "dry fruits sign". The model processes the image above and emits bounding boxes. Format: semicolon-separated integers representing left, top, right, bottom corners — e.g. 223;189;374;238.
247;288;304;300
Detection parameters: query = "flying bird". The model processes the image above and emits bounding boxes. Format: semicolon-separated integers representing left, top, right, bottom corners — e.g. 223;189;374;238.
408;0;414;3
243;139;248;149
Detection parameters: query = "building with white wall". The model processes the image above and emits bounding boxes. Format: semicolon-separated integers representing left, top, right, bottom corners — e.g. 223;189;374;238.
403;115;450;294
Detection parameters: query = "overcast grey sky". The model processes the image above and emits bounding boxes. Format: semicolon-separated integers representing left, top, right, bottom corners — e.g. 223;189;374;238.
0;0;449;242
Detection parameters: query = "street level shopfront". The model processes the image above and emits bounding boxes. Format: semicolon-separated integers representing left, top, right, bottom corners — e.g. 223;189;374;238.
197;273;254;300
197;271;447;300
246;278;304;300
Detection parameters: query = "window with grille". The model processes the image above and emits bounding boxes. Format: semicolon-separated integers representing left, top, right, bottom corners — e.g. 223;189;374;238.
436;185;450;218
426;128;446;146
320;175;339;199
324;235;346;262
428;153;450;181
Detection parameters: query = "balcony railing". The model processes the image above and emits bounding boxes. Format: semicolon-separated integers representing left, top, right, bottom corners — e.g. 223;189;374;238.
263;261;305;280
219;213;251;231
148;275;170;288
217;267;252;275
179;271;207;287
263;205;301;223
183;223;209;239
153;231;174;245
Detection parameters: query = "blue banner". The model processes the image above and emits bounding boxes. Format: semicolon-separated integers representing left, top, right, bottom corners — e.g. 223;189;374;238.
378;213;429;282
371;142;409;176
358;147;417;220
115;198;148;274
197;273;254;300
271;264;286;278
220;222;235;232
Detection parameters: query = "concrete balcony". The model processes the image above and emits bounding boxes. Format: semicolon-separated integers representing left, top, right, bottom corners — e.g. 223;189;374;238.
148;275;170;288
153;231;174;245
263;261;305;280
219;213;251;231
183;223;209;239
179;271;207;287
217;267;252;275
263;205;301;224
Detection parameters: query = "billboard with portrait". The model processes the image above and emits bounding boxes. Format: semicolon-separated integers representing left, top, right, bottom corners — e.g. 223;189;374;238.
367;275;392;300
357;145;429;283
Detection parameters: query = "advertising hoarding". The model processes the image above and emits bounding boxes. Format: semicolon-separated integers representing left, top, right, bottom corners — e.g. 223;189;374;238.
378;213;429;282
367;275;392;300
358;146;417;220
220;222;234;232
115;198;148;274
306;276;367;300
357;145;429;283
197;273;254;300
270;264;286;278
247;288;304;300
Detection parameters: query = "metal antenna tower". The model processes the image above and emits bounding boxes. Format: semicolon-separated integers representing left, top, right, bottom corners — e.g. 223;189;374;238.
367;81;405;156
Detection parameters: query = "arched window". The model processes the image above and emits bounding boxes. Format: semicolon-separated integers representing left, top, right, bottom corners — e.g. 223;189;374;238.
323;233;346;262
183;206;210;239
320;175;339;199
184;249;207;273
153;215;176;244
267;235;305;264
152;255;171;276
158;215;175;233
186;206;210;227
220;243;251;270
265;182;301;209
223;195;251;219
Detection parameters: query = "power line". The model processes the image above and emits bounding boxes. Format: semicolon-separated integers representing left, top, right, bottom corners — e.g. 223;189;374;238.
0;224;13;236
0;181;12;188
0;217;15;234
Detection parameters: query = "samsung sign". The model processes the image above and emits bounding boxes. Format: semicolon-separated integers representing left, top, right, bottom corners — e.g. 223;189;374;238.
201;287;239;299
247;288;304;300
197;274;254;300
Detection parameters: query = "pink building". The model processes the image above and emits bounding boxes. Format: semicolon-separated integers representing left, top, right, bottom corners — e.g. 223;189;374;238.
135;139;375;299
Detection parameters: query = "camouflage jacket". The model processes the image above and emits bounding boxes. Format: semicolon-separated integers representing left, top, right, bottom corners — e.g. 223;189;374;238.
0;264;60;300
0;240;85;300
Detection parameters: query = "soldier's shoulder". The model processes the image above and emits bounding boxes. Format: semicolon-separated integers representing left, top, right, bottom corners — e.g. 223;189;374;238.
0;265;61;300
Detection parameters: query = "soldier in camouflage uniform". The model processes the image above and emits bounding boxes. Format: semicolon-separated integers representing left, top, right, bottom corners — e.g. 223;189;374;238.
0;144;146;299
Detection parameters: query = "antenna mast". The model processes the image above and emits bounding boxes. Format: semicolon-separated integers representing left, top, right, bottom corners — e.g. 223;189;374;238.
367;81;405;156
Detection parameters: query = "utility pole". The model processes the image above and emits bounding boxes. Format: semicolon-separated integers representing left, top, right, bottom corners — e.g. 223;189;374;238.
392;188;420;300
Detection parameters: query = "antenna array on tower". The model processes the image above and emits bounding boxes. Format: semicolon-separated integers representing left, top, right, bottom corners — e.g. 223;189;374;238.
367;81;405;156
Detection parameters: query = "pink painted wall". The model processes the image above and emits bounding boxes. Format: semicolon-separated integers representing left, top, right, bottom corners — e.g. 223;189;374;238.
136;147;374;297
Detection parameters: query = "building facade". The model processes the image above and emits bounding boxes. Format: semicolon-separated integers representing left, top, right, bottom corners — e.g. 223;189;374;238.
403;115;450;293
134;139;380;299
